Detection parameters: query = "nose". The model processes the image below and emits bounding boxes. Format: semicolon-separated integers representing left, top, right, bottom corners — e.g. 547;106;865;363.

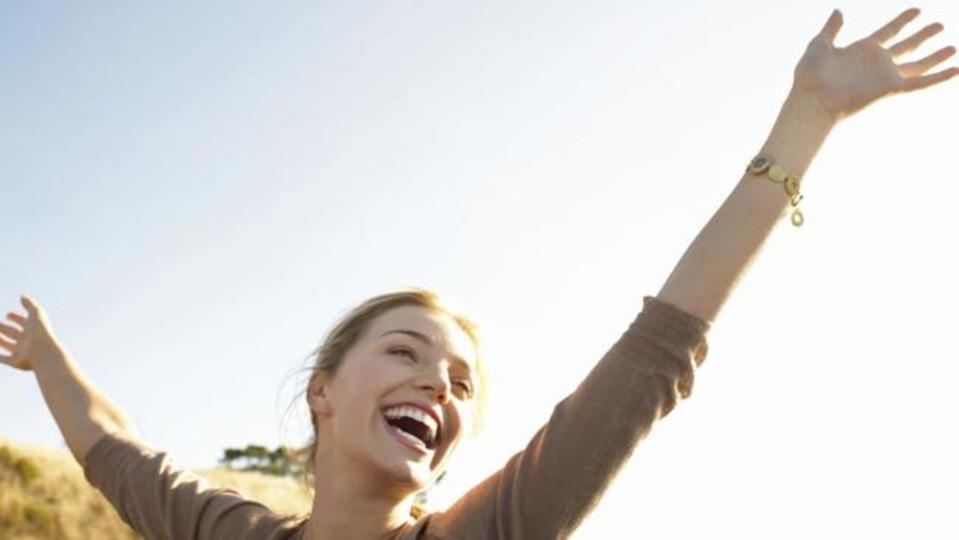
418;367;452;404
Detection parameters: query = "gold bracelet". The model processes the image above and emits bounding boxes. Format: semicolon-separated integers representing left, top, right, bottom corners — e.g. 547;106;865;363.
746;153;805;227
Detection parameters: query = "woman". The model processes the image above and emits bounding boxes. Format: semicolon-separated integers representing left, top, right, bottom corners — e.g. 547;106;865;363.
2;8;955;540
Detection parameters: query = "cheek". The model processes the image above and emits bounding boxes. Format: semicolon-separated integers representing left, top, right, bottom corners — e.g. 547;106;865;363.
326;370;386;426
447;405;474;443
344;357;399;394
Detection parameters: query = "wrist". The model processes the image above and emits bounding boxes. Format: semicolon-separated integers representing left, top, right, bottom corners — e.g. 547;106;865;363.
33;337;69;371
757;89;837;181
785;85;843;125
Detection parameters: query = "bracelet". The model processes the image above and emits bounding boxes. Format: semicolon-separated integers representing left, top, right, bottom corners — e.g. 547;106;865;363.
746;153;805;228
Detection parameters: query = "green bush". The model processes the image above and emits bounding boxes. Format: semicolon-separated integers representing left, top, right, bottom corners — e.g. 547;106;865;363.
14;457;41;485
0;445;15;468
23;501;56;535
3;498;24;524
0;445;42;486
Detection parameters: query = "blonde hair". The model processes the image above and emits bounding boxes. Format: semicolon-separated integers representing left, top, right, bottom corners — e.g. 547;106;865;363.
285;286;488;521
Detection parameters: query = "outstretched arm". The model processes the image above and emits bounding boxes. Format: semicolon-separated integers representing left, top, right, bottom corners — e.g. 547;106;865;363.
3;296;288;539
0;295;138;467
427;9;955;539
658;8;957;324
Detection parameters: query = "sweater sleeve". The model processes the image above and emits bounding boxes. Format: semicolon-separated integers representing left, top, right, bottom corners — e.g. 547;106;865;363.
425;295;712;540
82;431;295;540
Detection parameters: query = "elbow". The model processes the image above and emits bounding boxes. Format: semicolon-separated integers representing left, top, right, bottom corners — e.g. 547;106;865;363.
74;418;141;469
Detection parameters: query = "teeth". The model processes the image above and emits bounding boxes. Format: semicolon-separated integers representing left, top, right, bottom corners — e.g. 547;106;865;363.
382;405;438;445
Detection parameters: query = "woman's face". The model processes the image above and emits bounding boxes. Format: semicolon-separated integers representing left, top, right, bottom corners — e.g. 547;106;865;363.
309;305;479;491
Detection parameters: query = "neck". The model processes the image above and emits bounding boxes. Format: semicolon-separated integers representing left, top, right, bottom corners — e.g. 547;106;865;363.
300;446;418;540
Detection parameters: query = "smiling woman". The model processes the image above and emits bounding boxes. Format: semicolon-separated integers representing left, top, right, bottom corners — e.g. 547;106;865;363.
290;287;490;525
3;285;712;540
2;5;957;540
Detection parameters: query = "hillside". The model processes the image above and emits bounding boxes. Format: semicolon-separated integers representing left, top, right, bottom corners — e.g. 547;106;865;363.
0;439;312;539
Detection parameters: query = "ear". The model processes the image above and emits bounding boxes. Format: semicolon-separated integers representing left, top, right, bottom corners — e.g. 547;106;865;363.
307;372;334;417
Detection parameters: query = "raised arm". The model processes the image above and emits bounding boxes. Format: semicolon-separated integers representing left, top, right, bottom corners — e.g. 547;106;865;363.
2;295;296;539
658;8;957;324
426;9;956;539
0;294;138;467
428;295;710;539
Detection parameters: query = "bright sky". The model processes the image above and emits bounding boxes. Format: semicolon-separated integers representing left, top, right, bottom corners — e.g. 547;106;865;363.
2;1;957;538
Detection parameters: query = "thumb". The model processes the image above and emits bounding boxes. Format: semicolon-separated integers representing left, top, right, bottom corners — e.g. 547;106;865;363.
20;294;39;314
20;294;48;325
20;294;35;313
19;293;57;339
819;9;843;45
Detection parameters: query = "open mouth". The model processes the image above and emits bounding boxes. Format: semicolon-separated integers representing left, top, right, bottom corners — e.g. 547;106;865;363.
380;411;439;454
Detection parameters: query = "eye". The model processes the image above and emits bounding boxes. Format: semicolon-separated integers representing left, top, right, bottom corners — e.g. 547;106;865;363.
454;380;474;397
391;347;474;396
389;347;418;361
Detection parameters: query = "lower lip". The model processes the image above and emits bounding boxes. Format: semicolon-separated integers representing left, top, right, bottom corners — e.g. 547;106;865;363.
381;414;431;456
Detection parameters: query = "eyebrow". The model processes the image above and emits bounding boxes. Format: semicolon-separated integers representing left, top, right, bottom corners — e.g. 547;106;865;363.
379;329;475;377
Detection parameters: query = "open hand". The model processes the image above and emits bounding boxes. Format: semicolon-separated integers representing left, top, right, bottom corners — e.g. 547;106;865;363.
0;295;61;372
793;8;958;121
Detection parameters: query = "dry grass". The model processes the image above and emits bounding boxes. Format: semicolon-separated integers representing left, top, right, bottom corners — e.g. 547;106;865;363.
198;467;313;517
0;439;312;540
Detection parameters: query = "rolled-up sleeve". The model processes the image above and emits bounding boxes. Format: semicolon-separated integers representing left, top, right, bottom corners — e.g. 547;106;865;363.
426;295;711;539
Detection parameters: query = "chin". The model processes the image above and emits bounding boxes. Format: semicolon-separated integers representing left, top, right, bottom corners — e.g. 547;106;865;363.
369;449;435;488
372;420;459;488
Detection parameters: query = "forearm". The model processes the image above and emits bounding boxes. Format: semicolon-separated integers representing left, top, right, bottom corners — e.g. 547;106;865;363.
657;88;837;323
33;344;138;467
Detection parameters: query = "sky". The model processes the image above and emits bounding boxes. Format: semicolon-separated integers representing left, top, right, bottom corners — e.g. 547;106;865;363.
2;1;957;537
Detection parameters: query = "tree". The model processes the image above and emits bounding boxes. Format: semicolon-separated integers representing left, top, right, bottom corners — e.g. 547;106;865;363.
219;444;446;506
218;444;302;477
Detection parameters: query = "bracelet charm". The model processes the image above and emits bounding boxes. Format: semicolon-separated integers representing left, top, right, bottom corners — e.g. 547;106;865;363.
746;153;805;228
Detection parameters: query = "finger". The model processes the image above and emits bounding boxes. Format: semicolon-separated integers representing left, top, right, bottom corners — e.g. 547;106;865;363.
899;46;957;77
0;350;23;370
899;66;959;92
20;294;38;314
888;22;944;58
0;352;14;366
869;8;921;44
19;295;49;325
6;312;27;327
0;335;16;351
0;321;22;340
818;9;843;45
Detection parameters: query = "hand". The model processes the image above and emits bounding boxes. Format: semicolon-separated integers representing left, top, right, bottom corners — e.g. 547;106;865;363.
1;295;62;372
792;8;958;122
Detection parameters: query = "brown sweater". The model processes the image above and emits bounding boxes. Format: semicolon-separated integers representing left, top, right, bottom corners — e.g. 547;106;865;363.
83;295;711;539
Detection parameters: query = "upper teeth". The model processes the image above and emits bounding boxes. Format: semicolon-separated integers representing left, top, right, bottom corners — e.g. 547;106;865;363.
382;406;439;444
